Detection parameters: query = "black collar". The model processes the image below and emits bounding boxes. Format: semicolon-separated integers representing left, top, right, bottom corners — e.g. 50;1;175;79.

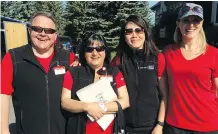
22;44;62;73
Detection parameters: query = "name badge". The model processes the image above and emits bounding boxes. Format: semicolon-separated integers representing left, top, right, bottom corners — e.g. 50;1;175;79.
54;66;66;75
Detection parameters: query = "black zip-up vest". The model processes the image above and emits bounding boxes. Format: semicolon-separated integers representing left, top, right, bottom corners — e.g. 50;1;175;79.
65;64;119;134
9;44;70;134
118;52;160;127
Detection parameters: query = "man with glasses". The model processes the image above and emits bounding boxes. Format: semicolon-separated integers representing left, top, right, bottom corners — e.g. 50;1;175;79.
1;11;75;134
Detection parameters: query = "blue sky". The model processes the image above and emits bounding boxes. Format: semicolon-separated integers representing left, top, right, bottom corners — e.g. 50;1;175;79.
149;1;159;8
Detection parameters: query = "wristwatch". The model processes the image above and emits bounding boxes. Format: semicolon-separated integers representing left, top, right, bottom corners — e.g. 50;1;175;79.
157;121;164;127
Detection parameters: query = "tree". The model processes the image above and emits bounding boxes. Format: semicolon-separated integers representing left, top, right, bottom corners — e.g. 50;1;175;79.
65;1;114;46
1;1;68;35
65;1;88;46
65;1;152;48
1;1;36;22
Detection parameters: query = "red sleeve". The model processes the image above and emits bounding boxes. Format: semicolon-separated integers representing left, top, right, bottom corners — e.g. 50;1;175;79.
1;52;14;95
157;52;166;77
69;52;75;65
115;71;126;89
63;71;73;90
212;49;218;78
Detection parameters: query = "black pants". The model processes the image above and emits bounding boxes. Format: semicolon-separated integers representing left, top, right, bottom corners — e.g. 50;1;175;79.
126;120;156;134
163;123;218;134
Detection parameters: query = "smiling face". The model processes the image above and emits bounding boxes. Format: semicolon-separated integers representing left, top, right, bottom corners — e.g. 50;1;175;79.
85;41;106;70
29;15;57;52
125;22;145;50
177;15;203;41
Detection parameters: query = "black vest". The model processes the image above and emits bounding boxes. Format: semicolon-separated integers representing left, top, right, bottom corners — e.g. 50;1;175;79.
65;64;119;134
118;52;160;127
9;44;70;134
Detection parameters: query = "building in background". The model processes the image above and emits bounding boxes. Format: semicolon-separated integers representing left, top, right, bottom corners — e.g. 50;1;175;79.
1;16;30;58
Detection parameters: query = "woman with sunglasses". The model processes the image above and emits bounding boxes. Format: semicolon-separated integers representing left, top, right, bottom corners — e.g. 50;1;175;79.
163;3;218;134
61;34;130;134
111;15;168;134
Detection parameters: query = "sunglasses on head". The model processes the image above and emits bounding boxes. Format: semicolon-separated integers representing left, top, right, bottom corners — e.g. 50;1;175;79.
125;28;144;35
179;6;203;18
85;46;105;53
181;17;202;24
30;26;56;34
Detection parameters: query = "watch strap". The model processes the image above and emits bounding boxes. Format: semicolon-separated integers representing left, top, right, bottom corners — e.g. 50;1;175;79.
157;121;164;127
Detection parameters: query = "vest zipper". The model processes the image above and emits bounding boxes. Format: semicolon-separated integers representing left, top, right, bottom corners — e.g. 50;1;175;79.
135;60;140;127
20;110;24;131
45;75;51;134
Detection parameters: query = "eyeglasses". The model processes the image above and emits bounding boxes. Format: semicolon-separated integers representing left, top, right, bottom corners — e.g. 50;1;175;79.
179;6;203;18
85;46;105;53
125;28;144;35
30;26;56;34
181;17;202;24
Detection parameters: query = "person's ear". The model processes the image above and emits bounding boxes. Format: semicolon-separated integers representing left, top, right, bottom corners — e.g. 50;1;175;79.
54;32;58;41
176;21;179;28
201;19;204;25
28;27;31;35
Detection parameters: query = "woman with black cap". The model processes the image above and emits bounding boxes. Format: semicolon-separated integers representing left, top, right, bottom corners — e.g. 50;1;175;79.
163;3;218;134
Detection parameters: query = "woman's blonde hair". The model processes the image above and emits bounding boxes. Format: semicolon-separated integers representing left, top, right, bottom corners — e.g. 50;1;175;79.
173;24;207;53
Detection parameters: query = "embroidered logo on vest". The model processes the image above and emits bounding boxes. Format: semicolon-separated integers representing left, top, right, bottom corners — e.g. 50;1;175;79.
138;65;154;70
147;65;154;70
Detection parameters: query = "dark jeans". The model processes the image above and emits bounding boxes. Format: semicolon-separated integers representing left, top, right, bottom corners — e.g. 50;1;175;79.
126;120;156;134
163;123;218;134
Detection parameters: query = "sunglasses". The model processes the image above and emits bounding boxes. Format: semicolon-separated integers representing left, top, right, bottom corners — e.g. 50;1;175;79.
179;6;203;18
125;28;144;35
30;26;56;34
181;17;202;24
85;46;105;53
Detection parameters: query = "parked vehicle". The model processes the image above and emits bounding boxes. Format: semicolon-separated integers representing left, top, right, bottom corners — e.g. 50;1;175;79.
56;35;79;54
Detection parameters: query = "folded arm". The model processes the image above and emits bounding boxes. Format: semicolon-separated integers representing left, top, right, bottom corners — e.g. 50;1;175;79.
61;88;106;121
104;85;130;114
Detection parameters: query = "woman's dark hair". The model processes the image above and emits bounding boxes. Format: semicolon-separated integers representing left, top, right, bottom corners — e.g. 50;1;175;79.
117;15;159;59
79;34;111;65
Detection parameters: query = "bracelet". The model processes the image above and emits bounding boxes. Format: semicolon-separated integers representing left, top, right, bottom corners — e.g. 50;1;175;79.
157;121;164;127
99;103;107;112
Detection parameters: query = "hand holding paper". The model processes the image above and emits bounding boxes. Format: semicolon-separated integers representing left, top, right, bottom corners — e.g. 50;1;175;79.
85;102;106;121
76;78;117;131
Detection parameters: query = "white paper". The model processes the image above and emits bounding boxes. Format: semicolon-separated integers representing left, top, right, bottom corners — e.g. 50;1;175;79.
76;78;117;130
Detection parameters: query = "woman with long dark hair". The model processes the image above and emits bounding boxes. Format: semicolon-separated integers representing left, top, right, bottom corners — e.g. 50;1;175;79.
111;15;168;134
